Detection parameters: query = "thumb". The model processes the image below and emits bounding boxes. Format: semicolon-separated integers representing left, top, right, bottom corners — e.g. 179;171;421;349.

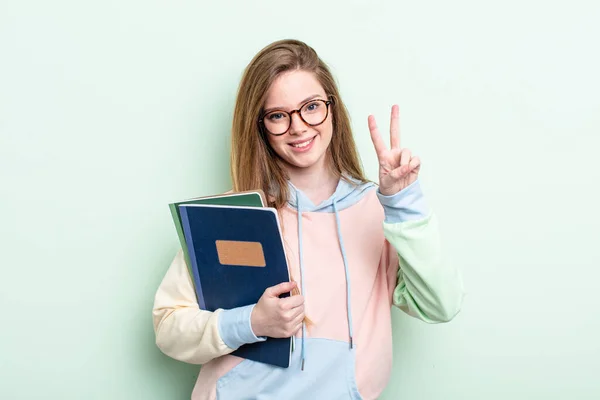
266;281;297;298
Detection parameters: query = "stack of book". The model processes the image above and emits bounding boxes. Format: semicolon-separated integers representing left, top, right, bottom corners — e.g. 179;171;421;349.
168;190;294;368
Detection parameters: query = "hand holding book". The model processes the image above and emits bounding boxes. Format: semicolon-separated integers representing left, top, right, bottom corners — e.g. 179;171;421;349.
251;281;305;338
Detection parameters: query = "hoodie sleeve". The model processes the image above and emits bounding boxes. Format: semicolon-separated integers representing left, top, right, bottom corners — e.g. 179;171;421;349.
152;250;265;364
377;179;464;323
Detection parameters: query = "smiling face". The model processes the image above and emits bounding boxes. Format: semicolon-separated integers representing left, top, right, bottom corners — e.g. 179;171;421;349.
262;70;333;175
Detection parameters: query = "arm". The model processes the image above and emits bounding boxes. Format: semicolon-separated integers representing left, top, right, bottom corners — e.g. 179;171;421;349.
152;250;265;364
378;179;464;323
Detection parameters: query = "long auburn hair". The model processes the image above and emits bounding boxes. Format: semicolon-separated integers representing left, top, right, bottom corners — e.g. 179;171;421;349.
230;39;367;209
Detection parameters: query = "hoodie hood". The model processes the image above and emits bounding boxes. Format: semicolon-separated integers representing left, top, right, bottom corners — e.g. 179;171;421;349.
287;176;376;213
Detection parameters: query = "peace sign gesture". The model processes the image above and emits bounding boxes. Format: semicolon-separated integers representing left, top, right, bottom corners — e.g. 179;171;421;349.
368;105;421;196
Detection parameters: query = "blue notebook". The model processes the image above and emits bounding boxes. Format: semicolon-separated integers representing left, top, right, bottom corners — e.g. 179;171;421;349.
178;204;292;368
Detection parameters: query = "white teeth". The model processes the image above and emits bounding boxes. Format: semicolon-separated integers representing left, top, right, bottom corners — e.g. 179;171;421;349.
292;138;314;148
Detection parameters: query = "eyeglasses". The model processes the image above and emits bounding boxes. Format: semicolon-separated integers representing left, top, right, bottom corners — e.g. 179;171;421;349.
259;98;332;136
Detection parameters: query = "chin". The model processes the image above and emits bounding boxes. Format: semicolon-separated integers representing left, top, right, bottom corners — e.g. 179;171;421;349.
284;153;326;170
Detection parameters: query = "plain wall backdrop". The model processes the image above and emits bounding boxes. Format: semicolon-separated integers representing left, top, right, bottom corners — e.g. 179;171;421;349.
1;1;599;399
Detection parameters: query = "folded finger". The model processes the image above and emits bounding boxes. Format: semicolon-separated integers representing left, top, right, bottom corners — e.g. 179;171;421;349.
280;294;304;310
409;156;421;171
290;304;305;320
400;148;412;167
292;311;305;328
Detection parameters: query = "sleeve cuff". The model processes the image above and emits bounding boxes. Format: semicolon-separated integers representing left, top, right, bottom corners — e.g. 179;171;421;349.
376;178;429;223
217;304;267;350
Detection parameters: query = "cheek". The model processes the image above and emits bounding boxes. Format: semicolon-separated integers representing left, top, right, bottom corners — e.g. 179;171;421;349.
322;120;334;142
266;135;286;154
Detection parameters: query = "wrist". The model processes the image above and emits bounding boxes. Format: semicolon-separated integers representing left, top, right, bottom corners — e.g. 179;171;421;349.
377;179;429;223
218;304;266;349
250;304;265;337
379;187;395;196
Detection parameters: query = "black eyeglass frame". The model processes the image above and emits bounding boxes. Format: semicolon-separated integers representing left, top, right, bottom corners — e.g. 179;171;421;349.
258;97;334;136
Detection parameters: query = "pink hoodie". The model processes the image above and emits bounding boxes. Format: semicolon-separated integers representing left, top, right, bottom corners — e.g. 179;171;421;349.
153;177;464;399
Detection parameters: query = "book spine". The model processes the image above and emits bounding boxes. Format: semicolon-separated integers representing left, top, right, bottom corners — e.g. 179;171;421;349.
179;206;207;310
169;204;196;283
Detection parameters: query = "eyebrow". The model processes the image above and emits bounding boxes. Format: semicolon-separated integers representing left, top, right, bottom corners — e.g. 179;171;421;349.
263;94;324;114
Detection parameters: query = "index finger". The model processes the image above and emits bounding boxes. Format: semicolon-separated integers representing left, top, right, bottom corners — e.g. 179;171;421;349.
368;115;388;158
390;105;400;149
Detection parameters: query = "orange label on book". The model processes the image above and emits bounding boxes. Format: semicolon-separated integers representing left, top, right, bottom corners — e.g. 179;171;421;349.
215;240;266;267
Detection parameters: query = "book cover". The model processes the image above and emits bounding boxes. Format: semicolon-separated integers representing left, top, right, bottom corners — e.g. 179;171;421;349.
179;203;292;368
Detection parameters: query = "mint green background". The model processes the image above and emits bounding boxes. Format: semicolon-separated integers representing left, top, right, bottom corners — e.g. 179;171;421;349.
1;1;599;399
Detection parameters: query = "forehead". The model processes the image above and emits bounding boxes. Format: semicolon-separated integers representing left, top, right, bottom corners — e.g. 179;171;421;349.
264;70;326;108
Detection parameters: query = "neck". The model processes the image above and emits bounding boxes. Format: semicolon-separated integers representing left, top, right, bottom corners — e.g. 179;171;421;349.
286;160;339;206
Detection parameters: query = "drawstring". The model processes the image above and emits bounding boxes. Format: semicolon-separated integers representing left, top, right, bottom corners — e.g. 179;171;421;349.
333;199;354;349
294;191;355;372
296;189;307;370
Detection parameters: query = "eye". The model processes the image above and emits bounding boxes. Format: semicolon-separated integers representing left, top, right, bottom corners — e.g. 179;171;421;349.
304;101;322;113
267;112;286;121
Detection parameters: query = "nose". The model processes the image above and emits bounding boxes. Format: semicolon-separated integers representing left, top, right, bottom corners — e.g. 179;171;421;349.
288;110;307;135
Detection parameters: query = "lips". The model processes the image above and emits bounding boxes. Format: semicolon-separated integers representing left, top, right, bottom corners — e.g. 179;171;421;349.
289;136;316;148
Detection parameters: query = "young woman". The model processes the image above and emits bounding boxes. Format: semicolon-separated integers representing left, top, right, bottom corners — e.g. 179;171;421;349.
153;39;464;400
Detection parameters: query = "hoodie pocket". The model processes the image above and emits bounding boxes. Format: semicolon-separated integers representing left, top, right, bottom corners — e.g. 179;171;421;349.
216;338;363;400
